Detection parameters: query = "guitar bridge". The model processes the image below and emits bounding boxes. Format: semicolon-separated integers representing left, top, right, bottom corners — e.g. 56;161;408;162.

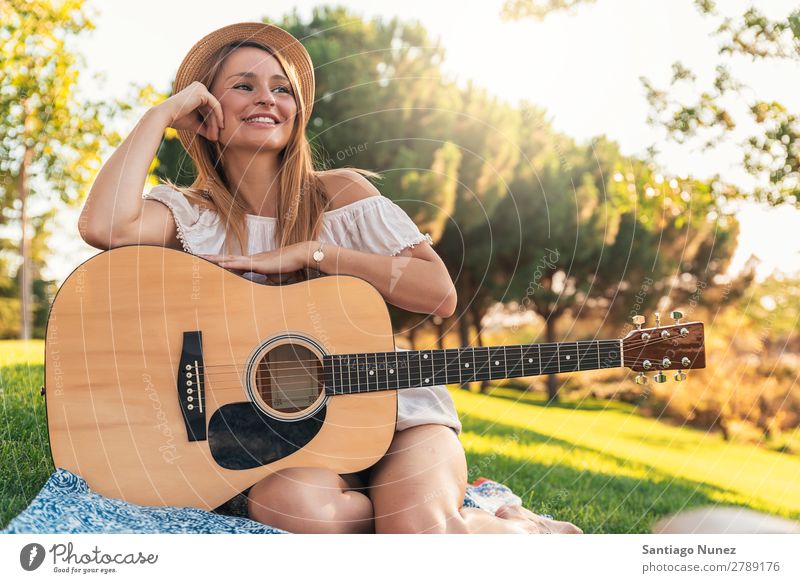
178;331;207;442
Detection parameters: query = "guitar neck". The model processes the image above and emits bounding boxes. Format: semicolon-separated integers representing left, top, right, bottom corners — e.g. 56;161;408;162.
323;340;624;395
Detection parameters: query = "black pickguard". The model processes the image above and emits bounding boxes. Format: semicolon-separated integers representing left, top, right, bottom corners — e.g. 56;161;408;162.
208;402;326;470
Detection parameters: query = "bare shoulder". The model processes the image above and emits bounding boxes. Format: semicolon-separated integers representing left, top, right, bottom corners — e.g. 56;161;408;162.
318;168;380;211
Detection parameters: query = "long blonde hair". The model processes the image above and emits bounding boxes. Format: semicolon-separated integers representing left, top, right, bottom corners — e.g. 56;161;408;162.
163;40;380;256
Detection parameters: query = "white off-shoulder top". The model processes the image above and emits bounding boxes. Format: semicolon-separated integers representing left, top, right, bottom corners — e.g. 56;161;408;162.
143;184;462;435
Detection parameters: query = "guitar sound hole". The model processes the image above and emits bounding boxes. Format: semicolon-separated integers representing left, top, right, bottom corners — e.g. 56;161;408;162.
256;344;323;414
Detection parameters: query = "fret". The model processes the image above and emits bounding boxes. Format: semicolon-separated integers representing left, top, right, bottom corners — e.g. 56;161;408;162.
324;356;335;395
596;341;601;371
556;344;561;373
540;344;559;375
521;344;539;376
576;341;595;370
458;347;476;384
353;353;361;394
488;347;505;381
344;354;352;394
366;352;377;392
445;349;461;384
375;352;386;391
502;345;508;378
559;342;579;373
420;349;434;387
507;344;524;377
598;341;621;369
334;355;342;394
473;347;490;381
398;350;412;389
390;351;397;389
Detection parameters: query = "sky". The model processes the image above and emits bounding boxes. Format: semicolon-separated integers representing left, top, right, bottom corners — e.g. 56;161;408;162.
42;0;800;283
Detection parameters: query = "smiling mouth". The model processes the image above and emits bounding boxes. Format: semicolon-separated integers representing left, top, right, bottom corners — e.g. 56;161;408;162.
243;117;282;127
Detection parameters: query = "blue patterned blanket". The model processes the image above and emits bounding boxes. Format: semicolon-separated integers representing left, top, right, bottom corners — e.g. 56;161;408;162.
2;469;527;534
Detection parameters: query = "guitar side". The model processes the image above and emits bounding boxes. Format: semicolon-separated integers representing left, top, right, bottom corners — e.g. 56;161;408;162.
45;245;397;509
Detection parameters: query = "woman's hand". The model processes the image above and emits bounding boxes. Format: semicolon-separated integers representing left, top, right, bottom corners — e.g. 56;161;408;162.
153;81;225;142
199;242;312;283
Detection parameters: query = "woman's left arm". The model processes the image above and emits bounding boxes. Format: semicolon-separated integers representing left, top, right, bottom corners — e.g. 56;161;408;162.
304;240;457;318
202;241;456;318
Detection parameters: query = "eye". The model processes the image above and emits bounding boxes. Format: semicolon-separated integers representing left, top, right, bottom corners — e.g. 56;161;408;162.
233;83;251;91
274;85;292;94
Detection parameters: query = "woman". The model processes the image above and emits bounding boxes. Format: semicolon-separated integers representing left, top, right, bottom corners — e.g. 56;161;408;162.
80;22;581;535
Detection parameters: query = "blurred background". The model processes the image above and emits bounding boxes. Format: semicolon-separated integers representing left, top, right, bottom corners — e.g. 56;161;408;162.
1;0;798;531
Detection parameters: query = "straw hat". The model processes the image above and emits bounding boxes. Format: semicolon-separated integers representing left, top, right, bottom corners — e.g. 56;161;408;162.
172;22;316;151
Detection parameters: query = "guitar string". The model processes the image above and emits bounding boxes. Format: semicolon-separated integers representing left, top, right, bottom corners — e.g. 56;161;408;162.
192;339;692;395
192;337;690;387
194;333;691;370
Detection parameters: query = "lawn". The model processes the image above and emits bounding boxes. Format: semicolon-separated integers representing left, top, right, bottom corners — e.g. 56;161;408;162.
2;339;799;532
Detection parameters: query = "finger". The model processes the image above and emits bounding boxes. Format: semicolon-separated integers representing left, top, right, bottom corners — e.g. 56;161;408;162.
210;95;225;129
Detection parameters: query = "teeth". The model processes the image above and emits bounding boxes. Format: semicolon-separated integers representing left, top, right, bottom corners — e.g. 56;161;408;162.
245;117;277;124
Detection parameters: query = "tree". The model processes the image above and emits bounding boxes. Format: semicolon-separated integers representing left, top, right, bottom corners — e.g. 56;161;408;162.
0;0;123;338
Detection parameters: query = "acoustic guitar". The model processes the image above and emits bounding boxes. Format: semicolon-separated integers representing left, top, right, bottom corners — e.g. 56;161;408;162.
44;245;706;509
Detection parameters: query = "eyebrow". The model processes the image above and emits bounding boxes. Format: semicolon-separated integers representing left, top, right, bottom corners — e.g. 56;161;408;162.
226;72;290;82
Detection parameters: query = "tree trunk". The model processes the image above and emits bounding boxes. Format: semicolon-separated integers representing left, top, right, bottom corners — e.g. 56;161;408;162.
468;301;491;393
18;144;33;341
436;320;445;351
546;314;559;402
407;325;417;350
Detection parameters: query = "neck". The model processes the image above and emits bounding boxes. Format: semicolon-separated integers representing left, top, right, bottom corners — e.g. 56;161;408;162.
322;339;624;395
222;151;281;216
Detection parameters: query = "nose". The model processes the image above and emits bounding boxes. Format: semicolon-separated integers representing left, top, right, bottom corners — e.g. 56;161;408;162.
255;86;277;107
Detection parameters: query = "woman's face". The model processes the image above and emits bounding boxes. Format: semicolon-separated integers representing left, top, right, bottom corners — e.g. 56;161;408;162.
211;46;298;152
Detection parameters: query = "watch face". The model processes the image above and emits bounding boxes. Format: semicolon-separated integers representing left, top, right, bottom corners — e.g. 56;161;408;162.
313;250;324;262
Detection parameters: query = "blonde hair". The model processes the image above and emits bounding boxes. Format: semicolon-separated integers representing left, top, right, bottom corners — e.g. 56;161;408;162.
163;40;380;257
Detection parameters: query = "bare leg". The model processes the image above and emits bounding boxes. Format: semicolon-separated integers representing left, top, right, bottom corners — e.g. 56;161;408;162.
369;424;583;534
248;467;374;534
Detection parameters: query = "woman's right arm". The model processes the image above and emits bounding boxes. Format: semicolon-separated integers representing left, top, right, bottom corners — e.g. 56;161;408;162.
80;82;224;250
79;106;180;250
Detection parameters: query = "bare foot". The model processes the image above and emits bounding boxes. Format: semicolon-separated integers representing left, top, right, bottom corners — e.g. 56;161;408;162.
494;503;583;534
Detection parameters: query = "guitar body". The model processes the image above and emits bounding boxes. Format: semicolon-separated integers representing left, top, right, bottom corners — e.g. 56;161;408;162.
45;246;397;509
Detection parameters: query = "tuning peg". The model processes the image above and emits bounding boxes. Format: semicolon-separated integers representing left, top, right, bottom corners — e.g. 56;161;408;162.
632;315;645;330
635;372;648;385
653;371;667;383
654;312;661;327
674;370;687;382
671;310;683;323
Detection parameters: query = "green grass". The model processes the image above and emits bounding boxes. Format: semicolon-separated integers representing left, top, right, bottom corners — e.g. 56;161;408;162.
1;340;799;532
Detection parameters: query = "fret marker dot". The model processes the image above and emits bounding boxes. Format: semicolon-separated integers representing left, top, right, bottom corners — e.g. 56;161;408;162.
389;369;394;374
369;370;374;375
424;378;430;383
566;355;571;360
528;358;533;363
464;363;470;368
423;354;429;359
495;361;499;365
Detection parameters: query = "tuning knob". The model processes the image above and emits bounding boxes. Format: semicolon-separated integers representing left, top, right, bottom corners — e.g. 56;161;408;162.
674;370;687;382
632;315;645;330
653;371;667;383
635;372;648;385
671;310;683;323
681;357;691;367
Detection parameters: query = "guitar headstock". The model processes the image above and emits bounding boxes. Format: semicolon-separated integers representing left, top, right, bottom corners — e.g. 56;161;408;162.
622;311;705;384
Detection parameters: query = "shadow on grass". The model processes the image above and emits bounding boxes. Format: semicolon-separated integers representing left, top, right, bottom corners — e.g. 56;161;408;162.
459;415;797;533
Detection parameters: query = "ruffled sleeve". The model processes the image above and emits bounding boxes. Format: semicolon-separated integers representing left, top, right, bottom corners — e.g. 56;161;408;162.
142;185;225;254
322;195;434;256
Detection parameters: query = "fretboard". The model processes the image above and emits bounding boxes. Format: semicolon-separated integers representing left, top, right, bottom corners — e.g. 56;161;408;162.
323;340;623;395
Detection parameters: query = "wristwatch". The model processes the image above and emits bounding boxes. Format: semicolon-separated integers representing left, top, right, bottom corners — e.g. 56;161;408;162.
312;241;325;274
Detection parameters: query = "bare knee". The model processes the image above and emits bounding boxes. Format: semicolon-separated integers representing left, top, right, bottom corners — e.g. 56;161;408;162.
248;467;374;534
376;509;469;534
